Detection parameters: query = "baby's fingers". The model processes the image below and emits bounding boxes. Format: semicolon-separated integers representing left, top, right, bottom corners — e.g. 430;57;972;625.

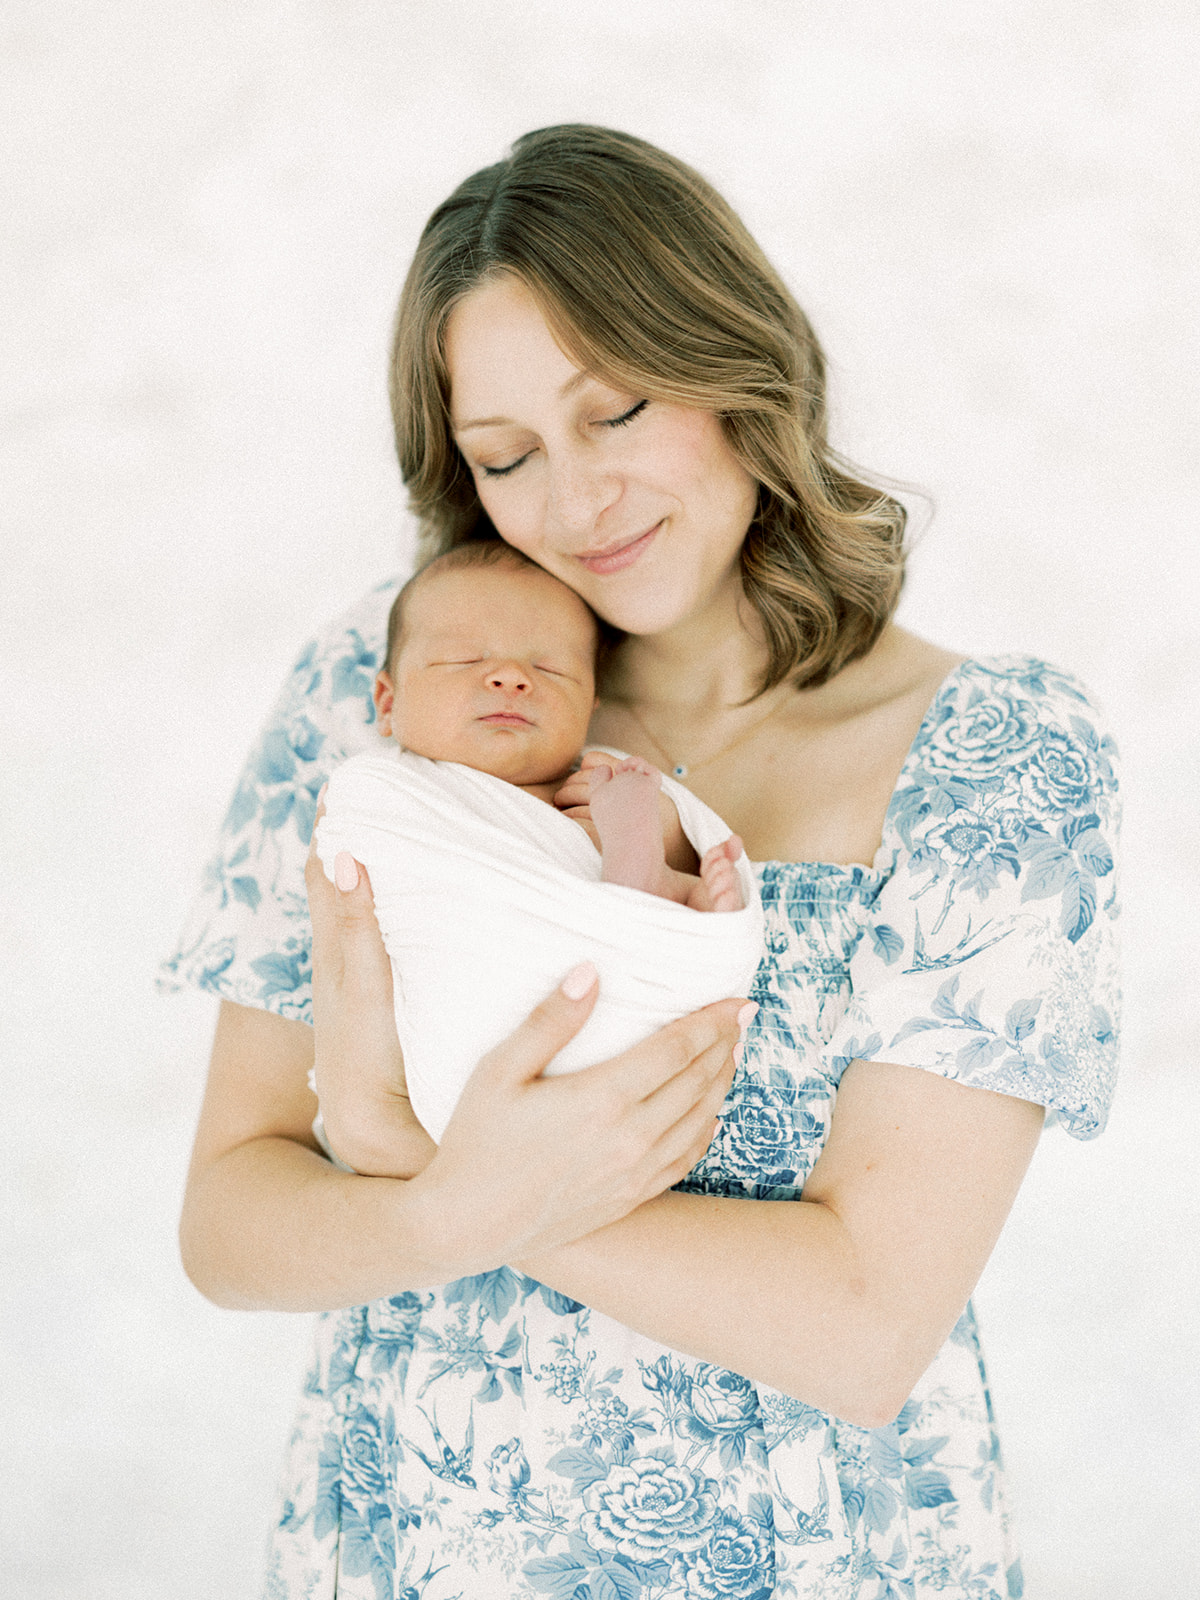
553;774;594;811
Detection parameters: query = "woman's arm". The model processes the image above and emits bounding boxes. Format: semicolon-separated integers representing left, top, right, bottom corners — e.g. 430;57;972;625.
512;1061;1044;1429
180;969;745;1311
183;811;1040;1431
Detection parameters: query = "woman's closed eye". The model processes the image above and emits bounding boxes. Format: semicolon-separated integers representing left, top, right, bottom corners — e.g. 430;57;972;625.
603;399;647;430
480;455;530;480
478;399;649;478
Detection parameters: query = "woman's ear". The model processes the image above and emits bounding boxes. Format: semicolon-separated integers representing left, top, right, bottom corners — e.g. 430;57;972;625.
373;670;396;736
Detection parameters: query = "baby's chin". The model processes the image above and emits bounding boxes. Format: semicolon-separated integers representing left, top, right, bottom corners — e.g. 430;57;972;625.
394;731;579;788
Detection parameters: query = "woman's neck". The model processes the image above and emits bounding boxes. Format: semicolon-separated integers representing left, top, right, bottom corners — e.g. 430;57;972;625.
605;588;773;716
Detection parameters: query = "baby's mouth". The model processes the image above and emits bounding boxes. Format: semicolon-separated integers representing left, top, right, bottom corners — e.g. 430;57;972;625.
478;712;534;727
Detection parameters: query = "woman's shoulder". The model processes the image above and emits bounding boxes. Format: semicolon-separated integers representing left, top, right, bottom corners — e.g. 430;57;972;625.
893;650;1120;846
282;576;400;697
919;652;1117;759
262;576;401;750
157;576;404;1016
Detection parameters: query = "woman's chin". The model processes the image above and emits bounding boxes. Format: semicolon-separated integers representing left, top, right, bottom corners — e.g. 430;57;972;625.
586;590;695;639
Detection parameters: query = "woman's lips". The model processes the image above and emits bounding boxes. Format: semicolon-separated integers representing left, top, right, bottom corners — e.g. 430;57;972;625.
577;520;662;575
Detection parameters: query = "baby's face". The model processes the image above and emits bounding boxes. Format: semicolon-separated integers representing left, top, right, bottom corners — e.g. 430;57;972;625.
376;562;598;786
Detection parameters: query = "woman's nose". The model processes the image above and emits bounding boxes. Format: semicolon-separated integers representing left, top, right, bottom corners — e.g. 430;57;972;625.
485;661;532;692
546;450;620;537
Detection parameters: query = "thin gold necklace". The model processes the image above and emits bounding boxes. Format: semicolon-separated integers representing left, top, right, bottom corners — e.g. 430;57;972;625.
620;691;789;780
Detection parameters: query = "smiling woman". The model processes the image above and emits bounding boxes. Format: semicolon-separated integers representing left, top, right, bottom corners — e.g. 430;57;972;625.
391;124;905;692
166;123;1119;1600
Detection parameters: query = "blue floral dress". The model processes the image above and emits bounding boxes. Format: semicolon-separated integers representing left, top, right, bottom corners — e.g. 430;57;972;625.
162;579;1120;1600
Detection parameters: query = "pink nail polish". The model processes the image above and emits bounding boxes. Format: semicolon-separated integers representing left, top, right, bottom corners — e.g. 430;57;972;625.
334;851;359;892
561;961;597;1000
736;1002;758;1030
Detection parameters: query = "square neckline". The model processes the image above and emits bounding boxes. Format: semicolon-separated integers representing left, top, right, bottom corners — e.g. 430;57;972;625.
751;653;976;879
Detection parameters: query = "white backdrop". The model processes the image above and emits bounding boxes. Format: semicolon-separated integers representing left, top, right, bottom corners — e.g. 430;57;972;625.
3;3;1198;1596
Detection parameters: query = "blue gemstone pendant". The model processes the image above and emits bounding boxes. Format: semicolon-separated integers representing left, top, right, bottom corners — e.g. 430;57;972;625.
672;764;688;778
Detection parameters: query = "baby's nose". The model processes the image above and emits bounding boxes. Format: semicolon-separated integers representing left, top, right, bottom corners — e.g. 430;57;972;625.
486;661;532;691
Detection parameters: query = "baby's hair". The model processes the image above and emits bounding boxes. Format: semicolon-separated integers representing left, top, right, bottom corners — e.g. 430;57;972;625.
382;541;603;676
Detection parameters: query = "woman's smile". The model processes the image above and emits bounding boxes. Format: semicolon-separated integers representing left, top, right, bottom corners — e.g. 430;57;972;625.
575;519;664;575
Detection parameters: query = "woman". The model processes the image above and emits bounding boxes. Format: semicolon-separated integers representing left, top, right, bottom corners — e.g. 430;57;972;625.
168;126;1119;1599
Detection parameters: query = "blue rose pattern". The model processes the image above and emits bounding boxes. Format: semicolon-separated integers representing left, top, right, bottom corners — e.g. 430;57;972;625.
163;592;1116;1599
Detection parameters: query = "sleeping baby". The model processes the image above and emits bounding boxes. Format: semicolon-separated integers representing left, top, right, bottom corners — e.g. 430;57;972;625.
315;541;763;1143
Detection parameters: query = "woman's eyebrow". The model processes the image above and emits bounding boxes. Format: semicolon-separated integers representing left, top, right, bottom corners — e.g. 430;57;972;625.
455;369;597;433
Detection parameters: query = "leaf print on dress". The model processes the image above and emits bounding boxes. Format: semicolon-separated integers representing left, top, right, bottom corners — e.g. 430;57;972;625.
158;581;396;1020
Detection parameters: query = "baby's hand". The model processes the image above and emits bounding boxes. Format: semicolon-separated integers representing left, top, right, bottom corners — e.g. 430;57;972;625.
553;749;617;819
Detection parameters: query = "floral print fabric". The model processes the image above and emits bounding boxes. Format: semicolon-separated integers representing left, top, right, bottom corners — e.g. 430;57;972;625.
161;582;1119;1599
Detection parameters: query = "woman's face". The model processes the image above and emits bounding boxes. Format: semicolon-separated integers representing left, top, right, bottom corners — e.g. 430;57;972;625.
443;275;759;637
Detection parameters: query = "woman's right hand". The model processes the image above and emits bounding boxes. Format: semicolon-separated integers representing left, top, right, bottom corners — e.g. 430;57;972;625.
410;963;750;1278
306;795;437;1178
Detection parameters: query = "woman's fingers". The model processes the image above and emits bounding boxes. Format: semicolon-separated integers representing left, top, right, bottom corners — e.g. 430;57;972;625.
633;1022;736;1136
607;996;747;1106
305;793;391;993
470;962;600;1092
305;797;345;984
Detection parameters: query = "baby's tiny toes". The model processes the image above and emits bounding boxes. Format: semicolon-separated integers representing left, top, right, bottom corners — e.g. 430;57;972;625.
618;756;657;778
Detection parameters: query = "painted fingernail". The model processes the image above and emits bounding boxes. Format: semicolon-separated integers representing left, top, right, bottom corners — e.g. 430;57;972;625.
561;961;598;1000
334;851;359;892
736;1002;758;1030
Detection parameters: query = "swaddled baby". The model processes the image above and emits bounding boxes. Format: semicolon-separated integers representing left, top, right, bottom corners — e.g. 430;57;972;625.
316;541;763;1141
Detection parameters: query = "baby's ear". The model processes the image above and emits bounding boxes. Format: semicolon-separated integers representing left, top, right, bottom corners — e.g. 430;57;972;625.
373;669;397;735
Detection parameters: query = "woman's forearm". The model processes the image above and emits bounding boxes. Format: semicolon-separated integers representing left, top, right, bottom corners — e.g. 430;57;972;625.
515;1190;908;1428
516;1064;1044;1429
182;1130;901;1426
180;1136;470;1311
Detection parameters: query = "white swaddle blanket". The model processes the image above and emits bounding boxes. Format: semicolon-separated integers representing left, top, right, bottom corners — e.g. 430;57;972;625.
316;745;763;1140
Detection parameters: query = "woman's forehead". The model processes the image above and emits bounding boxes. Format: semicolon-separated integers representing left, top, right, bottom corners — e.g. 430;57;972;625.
444;277;587;427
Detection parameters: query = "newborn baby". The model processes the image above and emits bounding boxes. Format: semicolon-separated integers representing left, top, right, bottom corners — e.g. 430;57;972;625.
316;541;763;1142
373;542;745;911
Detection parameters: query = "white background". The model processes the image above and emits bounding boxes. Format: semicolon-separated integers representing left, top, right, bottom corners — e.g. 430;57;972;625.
3;3;1198;1596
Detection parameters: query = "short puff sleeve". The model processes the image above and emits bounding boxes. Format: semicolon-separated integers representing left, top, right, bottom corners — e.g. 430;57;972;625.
158;579;397;1021
825;656;1120;1139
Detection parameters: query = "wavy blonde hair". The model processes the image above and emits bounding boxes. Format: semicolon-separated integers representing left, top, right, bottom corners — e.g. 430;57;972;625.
389;124;906;693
